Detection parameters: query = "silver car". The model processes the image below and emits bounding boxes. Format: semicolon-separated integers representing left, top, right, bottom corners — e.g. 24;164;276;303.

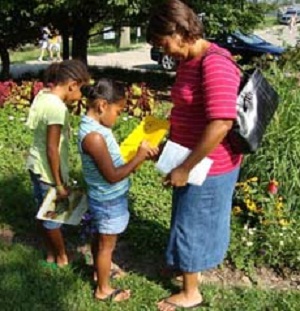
279;8;300;24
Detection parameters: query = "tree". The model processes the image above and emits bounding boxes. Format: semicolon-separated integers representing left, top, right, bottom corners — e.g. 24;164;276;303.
0;1;39;79
34;0;150;63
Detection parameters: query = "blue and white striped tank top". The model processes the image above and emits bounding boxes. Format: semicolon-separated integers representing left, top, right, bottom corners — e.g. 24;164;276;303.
78;115;129;202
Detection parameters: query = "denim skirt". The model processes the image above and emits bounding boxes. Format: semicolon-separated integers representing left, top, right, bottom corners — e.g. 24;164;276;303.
88;194;129;235
166;167;240;273
29;170;62;230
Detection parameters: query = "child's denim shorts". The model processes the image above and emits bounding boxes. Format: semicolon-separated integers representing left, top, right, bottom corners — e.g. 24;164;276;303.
166;167;240;273
29;170;62;230
88;194;129;235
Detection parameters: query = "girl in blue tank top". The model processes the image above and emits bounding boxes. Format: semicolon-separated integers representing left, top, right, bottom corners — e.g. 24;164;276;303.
78;79;158;303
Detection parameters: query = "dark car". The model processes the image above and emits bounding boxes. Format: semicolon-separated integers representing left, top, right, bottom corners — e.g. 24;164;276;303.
150;31;285;70
150;47;178;71
214;31;285;64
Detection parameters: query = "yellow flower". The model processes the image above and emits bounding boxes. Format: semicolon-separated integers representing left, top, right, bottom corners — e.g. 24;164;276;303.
247;200;258;212
233;206;242;215
248;177;258;182
279;219;289;227
276;202;284;210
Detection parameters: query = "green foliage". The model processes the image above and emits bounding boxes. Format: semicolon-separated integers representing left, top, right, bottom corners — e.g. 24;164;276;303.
125;83;158;118
227;60;300;273
191;1;271;37
0;80;43;108
1;243;300;311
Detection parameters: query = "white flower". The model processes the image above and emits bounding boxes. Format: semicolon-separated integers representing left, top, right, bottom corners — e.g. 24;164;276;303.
122;117;128;121
8;116;14;121
248;229;254;235
72;180;78;185
242;236;247;242
20;117;26;122
279;233;284;237
246;241;253;247
279;241;284;246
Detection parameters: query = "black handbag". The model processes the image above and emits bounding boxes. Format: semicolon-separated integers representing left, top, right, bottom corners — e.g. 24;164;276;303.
202;52;279;154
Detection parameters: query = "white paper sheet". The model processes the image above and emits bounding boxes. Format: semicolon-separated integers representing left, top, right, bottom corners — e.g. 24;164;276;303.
155;140;213;186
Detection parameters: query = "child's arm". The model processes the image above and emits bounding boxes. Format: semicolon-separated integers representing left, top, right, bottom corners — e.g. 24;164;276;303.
82;132;158;184
47;124;68;197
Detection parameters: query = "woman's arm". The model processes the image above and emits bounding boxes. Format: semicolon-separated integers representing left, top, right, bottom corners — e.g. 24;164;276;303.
166;119;233;187
82;132;157;184
47;124;68;196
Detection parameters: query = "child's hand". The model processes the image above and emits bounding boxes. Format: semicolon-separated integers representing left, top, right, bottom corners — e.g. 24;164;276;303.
56;185;69;201
150;141;166;162
136;140;158;161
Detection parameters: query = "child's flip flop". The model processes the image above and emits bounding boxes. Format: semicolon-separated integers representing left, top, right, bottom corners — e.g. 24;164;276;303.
38;260;57;270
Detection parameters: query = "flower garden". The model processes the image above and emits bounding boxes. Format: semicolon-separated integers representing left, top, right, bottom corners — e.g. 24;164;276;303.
0;59;300;310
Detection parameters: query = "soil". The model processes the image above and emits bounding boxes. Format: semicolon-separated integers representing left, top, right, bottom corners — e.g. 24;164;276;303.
2;228;299;291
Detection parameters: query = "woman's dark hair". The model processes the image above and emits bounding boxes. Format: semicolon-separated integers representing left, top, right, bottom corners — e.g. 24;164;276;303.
44;59;90;85
81;79;125;108
146;0;203;45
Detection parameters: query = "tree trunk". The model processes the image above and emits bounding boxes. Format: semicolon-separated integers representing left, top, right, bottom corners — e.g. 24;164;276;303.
71;19;89;64
118;27;131;49
0;44;10;80
61;29;70;60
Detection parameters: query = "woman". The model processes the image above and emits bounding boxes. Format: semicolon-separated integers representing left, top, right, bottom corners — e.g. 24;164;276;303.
147;0;242;309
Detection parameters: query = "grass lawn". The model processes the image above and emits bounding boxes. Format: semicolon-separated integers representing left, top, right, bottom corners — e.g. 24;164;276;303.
1;242;299;311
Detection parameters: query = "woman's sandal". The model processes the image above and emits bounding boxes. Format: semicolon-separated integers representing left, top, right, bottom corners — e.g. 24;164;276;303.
95;288;130;302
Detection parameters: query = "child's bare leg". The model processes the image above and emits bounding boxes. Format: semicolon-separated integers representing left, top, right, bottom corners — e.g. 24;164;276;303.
94;233;130;301
37;220;55;262
45;228;68;267
91;234;99;281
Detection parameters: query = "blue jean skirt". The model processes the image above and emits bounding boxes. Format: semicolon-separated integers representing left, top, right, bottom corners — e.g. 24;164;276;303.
88;194;129;235
166;167;240;273
29;170;62;230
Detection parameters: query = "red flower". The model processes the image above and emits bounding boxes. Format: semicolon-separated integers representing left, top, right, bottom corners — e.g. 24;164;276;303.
268;180;278;194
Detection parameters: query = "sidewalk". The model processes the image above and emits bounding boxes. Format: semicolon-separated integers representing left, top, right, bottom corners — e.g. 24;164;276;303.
9;44;157;79
254;24;299;47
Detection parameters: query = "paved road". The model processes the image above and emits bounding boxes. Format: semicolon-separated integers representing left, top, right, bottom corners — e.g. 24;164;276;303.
9;44;158;78
7;25;299;78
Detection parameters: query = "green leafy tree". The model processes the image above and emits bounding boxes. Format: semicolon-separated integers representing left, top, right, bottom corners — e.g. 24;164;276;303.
0;1;38;79
34;0;152;63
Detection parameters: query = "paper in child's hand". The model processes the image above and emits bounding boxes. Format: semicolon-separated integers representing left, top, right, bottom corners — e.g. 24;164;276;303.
120;116;170;163
36;188;88;225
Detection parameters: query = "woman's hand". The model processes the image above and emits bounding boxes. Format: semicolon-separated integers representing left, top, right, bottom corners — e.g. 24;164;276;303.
164;165;190;187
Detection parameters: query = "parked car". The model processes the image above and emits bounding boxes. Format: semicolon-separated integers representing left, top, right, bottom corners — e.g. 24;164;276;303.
150;31;285;70
279;7;300;24
212;31;285;64
150;47;178;71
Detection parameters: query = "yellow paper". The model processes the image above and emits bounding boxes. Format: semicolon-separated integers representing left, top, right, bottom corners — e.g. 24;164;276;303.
120;116;170;162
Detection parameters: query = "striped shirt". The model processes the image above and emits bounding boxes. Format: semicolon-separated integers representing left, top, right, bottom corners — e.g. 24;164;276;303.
78;115;129;202
170;43;242;175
